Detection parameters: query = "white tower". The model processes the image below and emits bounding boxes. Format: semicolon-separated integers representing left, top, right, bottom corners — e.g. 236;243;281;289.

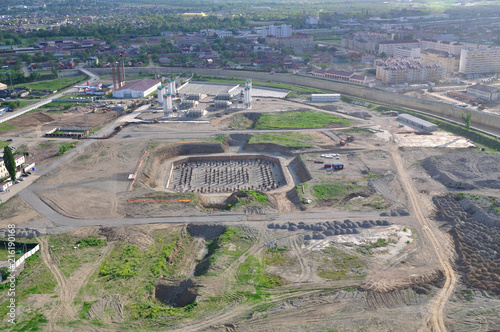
244;79;252;109
163;92;173;117
157;86;164;106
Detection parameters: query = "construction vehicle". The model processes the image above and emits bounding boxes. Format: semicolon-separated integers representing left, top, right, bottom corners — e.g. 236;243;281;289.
346;136;355;142
339;140;347;146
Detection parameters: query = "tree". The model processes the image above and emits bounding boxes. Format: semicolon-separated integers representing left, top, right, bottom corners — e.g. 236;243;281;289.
380;52;388;58
3;146;16;181
462;111;472;131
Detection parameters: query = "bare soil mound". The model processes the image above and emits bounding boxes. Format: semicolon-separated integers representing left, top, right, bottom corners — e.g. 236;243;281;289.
38;187;124;219
8;112;54;127
422;152;500;190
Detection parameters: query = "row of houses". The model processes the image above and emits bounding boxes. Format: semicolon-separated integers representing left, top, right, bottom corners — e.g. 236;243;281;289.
311;69;372;84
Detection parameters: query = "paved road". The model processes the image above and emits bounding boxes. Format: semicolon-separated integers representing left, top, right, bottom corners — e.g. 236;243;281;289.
0;68;98;124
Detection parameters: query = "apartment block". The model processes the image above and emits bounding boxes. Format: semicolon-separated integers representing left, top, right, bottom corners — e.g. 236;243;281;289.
378;40;420;55
262;25;292;38
419;39;464;56
376;57;445;84
393;46;420;59
420;49;459;75
459;47;500;75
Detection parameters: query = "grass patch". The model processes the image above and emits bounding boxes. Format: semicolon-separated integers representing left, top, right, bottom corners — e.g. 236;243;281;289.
1;100;33;110
48;234;107;278
77;237;107;248
0;141;10;149
356;238;391;255
255;110;350;129
0;123;15;133
313;183;364;201
225;190;270;210
248;132;314;147
58;142;77;155
10;312;48;331
316;246;364;280
14;76;86;92
236;255;283;300
206;135;227;143
229;114;253;129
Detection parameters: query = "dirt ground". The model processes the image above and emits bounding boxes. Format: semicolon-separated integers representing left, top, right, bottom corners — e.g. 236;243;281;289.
1;96;499;331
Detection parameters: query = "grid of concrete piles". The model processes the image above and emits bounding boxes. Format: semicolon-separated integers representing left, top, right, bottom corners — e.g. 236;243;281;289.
170;158;285;193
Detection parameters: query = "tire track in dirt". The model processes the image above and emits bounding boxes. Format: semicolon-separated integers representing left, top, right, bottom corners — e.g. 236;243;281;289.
391;148;456;332
37;237;72;332
289;237;311;282
37;237;114;330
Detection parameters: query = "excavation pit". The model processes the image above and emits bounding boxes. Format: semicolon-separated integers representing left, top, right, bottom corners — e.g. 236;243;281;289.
167;155;286;193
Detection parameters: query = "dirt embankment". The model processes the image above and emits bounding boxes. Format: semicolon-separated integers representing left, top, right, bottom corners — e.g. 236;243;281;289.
288;156;312;183
139;142;227;189
434;195;500;294
422;152;500;190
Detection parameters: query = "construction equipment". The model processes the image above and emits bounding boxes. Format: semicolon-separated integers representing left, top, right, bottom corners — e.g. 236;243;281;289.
346;135;355;142
339;140;347;146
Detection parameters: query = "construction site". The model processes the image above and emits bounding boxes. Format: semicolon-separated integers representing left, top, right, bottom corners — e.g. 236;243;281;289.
0;72;499;332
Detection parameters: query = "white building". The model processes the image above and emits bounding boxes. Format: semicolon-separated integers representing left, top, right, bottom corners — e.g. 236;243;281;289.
393;46;420;59
311;94;341;102
419;39;464;56
262;25;292;38
459;47;500;75
112;79;161;98
0;180;12;192
378;40;420;55
0;154;25;179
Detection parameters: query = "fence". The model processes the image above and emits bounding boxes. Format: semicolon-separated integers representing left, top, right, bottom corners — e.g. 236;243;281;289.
14;244;40;269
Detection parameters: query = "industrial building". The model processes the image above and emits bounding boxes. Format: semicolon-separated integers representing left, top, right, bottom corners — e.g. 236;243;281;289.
112;79;160;98
459;47;500;75
311;94;341;102
467;84;500;101
398;114;438;131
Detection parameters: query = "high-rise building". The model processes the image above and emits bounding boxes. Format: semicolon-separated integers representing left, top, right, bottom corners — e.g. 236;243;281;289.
375;57;445;84
262;25;292;38
459;47;500;75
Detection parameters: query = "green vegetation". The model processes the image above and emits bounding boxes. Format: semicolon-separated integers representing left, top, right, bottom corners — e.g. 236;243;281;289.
374;106;500;152
3;145;17;181
462;111;472;131
207;135;227;143
248;132;314;147
313;183;363;201
49;234;108;278
77;237;107;248
195;227;253;277
13;76;86;92
10;312;48;331
0;141;10;149
0;123;15;133
99;244;141;279
58;142;77;155
317;246;364;280
229;114;253;129
236;255;283;300
2;100;33;110
255;110;350;130
356;238;391;255
225;190;269;210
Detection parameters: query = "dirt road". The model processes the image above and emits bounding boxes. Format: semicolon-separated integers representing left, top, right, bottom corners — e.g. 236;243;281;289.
390;147;456;332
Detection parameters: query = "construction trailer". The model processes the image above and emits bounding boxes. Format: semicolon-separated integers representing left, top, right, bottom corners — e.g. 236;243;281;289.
324;162;344;170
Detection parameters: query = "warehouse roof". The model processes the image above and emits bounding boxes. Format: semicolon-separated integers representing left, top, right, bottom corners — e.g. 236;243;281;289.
115;79;158;92
398;113;437;129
